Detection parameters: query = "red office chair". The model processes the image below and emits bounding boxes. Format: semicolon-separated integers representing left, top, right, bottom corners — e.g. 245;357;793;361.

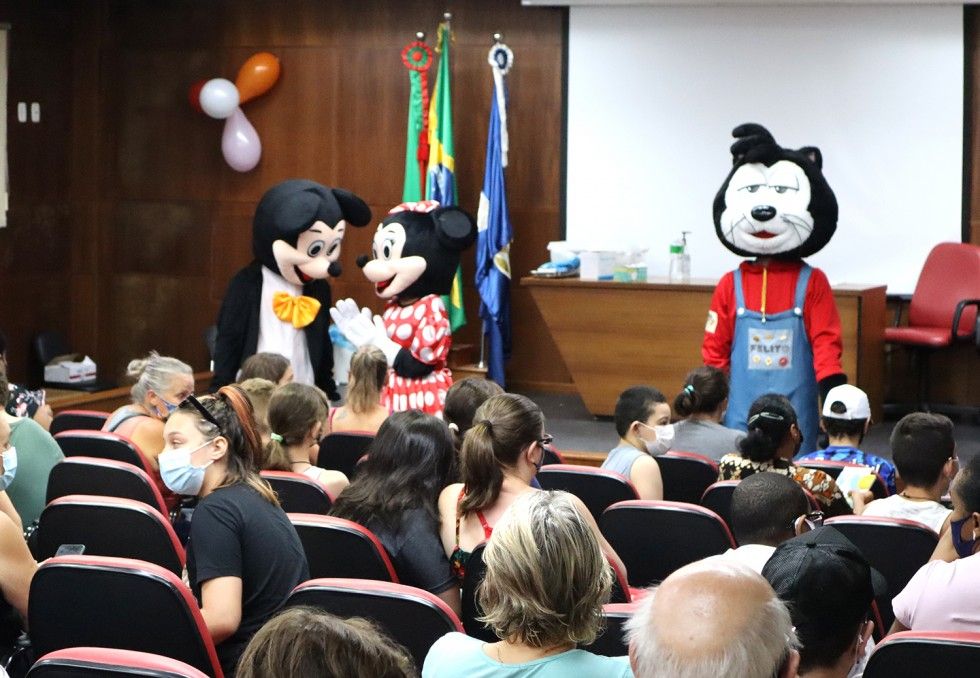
316;433;374;478
260;471;333;514
600;500;735;588
46;457;169;516
36;495;185;576
536;464;639;521
581;602;638;657
286;578;463;671
884;242;980;411
49;410;110;437
700;480;741;533
29;555;223;677
54;431;157;479
826;516;938;635
288;514;398;582
864;631;980;678
29;647;209;677
656;451;720;504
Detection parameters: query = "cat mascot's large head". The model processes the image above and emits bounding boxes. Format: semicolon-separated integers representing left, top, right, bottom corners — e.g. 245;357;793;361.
713;123;838;259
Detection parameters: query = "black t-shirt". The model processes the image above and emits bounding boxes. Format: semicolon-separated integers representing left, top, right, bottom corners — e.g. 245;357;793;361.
368;507;455;595
187;483;309;676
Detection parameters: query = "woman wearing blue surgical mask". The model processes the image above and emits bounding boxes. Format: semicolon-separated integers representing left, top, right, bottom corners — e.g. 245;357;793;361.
161;386;307;677
891;452;980;635
103;352;194;509
601;386;670;501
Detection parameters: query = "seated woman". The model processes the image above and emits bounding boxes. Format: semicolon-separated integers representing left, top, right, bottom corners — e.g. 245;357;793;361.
263;383;348;498
718;394;851;517
327;346;389;435
438;393;626;582
159;386;309;676
424;491;631;677
671;366;745;461
103;353;194;506
238;606;414;678
891;453;980;635
0;363;62;527
0;414;36;644
330;411;460;615
600;386;669;500
239;352;293;386
443;378;504;452
0;331;53;431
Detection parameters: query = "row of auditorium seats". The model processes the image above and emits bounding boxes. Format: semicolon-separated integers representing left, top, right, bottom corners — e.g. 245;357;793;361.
25;631;980;678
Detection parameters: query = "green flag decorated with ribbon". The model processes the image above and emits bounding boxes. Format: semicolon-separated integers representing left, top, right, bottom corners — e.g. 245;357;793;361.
401;37;433;202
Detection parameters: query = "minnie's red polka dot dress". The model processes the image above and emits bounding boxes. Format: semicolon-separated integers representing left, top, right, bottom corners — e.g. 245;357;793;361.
381;294;453;417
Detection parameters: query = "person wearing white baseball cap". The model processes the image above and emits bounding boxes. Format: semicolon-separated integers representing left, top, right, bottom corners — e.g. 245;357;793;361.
795;384;897;495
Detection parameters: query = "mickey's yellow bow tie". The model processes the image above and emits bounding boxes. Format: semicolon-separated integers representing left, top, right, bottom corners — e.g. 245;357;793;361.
272;292;321;329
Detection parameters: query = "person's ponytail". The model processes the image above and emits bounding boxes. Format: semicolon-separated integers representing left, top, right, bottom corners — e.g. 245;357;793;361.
460;419;503;515
673;386;702;418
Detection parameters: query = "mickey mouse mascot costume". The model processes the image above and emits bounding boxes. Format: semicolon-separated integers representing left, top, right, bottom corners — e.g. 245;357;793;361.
212;179;371;399
703;124;847;454
330;201;476;418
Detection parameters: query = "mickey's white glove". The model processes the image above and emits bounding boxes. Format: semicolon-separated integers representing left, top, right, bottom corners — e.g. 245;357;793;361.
329;298;401;366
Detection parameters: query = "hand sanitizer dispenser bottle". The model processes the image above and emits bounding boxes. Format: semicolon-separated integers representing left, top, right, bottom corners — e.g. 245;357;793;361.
668;231;691;283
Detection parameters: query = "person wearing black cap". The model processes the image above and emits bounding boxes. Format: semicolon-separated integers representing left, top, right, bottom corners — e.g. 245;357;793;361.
762;526;887;678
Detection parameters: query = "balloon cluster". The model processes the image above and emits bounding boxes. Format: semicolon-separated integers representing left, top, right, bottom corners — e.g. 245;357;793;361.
189;53;281;172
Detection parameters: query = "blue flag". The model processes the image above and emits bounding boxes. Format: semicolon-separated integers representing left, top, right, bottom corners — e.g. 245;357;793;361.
476;43;514;387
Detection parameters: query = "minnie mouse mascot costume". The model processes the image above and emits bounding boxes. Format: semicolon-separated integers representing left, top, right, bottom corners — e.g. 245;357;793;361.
703;124;847;454
330;201;476;417
212;179;371;399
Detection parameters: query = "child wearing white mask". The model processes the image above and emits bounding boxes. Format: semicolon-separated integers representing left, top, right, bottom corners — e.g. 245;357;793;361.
600;386;672;500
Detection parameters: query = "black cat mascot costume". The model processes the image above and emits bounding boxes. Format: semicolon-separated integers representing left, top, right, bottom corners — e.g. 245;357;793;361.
330;200;476;417
703;124;846;454
212;179;371;399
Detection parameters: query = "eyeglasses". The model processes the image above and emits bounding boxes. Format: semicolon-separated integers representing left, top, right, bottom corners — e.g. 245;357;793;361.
538;434;554;447
180;395;223;434
793;510;825;533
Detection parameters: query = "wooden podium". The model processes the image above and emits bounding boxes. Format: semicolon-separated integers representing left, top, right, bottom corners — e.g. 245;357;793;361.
523;277;886;420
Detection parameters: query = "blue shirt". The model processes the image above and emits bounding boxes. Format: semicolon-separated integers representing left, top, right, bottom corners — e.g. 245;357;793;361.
601;444;645;480
796;445;897;494
422;633;632;678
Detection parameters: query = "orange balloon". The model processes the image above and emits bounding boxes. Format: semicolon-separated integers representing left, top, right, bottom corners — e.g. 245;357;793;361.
235;52;281;104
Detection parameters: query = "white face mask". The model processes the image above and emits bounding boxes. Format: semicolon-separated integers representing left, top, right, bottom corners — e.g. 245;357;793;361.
158;439;215;496
0;447;17;492
637;422;675;455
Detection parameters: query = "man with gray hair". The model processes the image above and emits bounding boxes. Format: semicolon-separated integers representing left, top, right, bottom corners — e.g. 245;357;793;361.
625;556;800;678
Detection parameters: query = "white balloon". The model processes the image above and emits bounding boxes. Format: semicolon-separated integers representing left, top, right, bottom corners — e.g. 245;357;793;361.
221;108;262;172
199;78;240;120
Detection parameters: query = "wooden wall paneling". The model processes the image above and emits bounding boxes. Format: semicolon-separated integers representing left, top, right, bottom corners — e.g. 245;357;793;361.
0;1;76;383
16;0;567;391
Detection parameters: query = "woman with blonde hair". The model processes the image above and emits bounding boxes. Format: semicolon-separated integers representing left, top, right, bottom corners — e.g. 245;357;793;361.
103;352;194;507
328;345;388;435
263;383;348;498
424;491;631;676
437;393;626;582
159;386;308;676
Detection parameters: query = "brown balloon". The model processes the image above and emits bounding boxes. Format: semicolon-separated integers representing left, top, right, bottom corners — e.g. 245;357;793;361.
235;52;281;104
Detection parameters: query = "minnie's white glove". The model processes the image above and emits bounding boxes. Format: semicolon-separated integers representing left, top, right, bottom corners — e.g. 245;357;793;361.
329;298;401;365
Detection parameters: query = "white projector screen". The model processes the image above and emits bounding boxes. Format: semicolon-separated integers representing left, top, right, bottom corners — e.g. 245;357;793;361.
566;5;964;294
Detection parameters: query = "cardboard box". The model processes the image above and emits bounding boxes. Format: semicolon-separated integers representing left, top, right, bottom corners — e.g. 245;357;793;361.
44;354;97;384
579;250;619;281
